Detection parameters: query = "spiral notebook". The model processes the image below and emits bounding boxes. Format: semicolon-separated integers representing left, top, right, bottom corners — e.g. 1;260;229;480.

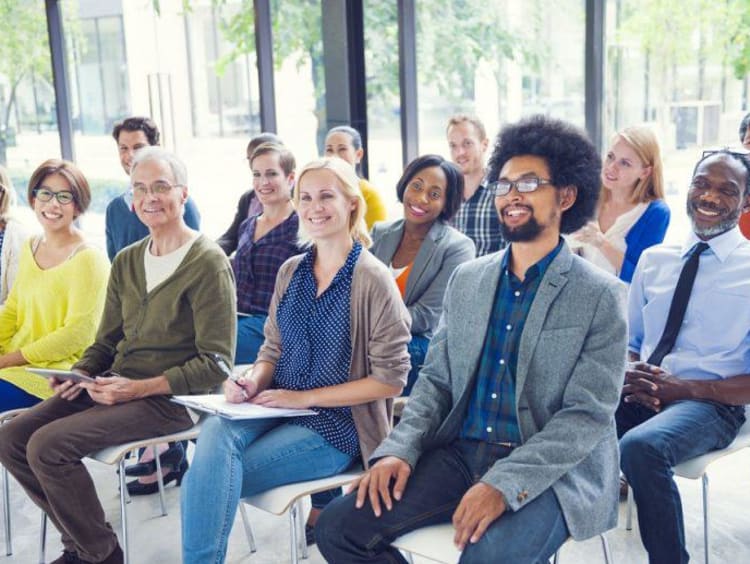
171;394;316;420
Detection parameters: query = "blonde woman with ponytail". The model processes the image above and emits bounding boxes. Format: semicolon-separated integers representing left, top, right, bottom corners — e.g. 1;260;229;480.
182;157;411;563
572;125;670;282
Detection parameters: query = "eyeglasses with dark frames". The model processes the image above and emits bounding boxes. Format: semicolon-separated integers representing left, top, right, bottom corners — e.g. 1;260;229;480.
33;187;76;205
489;177;553;197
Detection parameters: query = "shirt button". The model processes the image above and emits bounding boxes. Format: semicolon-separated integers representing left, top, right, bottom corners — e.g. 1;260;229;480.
514;291;521;297
506;324;512;331
491;393;498;399
499;359;505;365
486;426;493;433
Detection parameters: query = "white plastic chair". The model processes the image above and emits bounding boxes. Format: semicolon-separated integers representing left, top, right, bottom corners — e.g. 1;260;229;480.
38;422;203;564
0;408;30;556
238;471;362;563
625;406;750;564
391;522;613;564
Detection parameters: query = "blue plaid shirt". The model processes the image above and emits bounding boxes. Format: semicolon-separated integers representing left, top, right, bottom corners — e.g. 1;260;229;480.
461;240;563;445
232;212;302;314
452;183;505;256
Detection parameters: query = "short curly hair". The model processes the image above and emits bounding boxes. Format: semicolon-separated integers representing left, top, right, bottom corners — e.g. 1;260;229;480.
395;154;464;222
739;113;750;144
486;115;601;234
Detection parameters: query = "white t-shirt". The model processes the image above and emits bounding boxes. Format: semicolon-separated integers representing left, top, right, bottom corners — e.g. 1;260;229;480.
144;232;201;292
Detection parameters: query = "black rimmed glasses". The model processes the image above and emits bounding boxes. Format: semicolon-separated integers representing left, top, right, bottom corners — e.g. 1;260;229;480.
33;187;76;205
489;177;553;197
131;180;182;198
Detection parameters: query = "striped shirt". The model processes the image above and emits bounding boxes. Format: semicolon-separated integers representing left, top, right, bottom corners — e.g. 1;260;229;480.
452;183;504;256
273;242;363;457
232;212;302;315
461;240;563;444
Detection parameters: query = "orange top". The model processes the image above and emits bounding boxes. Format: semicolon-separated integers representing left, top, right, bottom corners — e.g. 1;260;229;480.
394;263;413;299
740;212;750;240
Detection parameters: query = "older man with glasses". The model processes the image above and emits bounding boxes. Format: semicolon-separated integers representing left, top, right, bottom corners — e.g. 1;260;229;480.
618;149;750;564
0;147;235;564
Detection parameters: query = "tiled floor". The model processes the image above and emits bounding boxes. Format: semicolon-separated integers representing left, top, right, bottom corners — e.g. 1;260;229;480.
3;449;750;563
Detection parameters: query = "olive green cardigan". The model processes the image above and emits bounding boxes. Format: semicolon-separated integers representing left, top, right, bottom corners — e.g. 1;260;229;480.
74;235;236;395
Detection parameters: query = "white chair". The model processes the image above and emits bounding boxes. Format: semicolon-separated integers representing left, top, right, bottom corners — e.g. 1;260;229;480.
238;471;362;563
0;408;30;556
392;523;613;564
38;422;203;564
625;406;750;564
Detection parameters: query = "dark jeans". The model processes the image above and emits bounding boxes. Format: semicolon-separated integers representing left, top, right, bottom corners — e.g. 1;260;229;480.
404;334;430;396
0;380;41;411
0;393;192;562
617;399;745;564
316;439;569;563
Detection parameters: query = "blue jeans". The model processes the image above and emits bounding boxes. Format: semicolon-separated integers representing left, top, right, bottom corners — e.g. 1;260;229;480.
617;399;745;564
404;334;430;396
0;380;41;411
235;314;266;364
316;439;569;563
181;416;354;564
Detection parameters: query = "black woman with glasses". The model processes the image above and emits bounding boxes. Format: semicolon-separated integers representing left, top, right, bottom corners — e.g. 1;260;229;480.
0;159;109;411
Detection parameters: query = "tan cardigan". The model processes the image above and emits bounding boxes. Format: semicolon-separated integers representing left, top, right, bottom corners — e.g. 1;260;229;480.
256;247;411;465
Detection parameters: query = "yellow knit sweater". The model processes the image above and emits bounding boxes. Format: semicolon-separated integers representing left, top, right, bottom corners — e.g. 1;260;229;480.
0;241;109;399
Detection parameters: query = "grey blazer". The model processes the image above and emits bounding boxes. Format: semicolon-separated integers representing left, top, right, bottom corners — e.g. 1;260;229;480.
372;243;628;540
370;219;476;336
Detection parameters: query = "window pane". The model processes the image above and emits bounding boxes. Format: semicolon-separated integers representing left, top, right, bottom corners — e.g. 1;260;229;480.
364;0;402;217
605;0;750;244
271;0;323;166
416;0;585;155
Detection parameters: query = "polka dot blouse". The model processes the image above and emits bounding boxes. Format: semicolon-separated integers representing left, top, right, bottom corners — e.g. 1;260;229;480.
273;241;363;458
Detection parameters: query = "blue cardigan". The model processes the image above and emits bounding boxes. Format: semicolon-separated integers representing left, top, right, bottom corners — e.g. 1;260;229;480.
621;199;670;283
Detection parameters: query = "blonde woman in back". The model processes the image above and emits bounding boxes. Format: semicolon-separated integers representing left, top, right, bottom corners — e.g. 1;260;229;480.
572;125;670;282
0;166;29;304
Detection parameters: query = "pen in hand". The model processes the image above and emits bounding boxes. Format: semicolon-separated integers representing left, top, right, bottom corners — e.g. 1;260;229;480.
209;354;250;402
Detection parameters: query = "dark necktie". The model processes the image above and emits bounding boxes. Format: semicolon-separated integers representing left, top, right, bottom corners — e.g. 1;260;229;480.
647;242;710;366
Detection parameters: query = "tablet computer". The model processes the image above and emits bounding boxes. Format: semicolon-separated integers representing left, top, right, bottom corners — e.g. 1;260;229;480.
26;368;96;384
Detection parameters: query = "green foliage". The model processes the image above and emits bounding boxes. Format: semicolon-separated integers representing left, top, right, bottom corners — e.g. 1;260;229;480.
728;0;750;79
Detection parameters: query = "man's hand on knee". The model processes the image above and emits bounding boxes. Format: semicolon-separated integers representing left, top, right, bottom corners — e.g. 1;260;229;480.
452;482;506;551
352;456;411;517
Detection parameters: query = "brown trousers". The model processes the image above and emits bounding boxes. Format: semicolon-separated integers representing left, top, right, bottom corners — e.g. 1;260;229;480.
0;393;192;562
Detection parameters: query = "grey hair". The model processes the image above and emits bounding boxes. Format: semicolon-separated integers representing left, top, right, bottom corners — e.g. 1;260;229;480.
130;146;188;186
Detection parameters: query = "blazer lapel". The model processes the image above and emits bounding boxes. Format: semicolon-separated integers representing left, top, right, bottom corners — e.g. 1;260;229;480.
515;247;572;398
377;221;405;264
404;222;443;303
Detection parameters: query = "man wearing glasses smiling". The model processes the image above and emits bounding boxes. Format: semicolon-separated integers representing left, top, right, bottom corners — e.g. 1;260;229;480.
618;149;750;563
316;115;627;563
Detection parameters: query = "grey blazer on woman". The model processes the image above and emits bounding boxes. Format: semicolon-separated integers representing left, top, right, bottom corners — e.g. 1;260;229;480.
370;219;475;336
372;243;628;540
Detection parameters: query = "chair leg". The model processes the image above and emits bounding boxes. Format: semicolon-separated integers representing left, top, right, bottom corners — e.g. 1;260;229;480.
289;503;299;564
599;532;613;564
153;445;167;517
238;503;257;553
118;460;130;564
297;500;308;559
3;465;11;556
702;473;709;564
626;486;633;531
39;511;47;564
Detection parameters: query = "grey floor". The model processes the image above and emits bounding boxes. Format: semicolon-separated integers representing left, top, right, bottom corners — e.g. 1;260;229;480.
3;448;750;564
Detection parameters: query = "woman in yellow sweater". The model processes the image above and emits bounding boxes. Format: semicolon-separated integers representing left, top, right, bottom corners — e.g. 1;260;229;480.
324;126;387;229
0;159;109;411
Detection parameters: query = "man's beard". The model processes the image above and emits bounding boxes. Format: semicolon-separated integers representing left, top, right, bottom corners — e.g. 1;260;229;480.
499;215;543;242
686;199;740;239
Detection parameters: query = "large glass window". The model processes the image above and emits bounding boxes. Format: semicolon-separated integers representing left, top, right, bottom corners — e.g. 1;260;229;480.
364;0;402;217
0;1;61;228
605;0;750;243
416;0;585;156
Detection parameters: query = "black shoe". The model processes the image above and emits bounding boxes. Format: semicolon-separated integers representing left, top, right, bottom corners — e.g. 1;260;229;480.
124;442;185;477
126;459;188;496
50;551;81;564
305;524;316;546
